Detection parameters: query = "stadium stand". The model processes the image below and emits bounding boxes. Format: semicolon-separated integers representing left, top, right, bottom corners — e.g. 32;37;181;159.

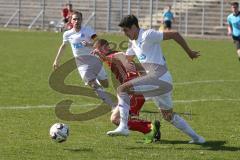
0;0;231;37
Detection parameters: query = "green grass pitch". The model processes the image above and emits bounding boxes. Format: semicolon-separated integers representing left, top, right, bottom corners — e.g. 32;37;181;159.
0;30;240;160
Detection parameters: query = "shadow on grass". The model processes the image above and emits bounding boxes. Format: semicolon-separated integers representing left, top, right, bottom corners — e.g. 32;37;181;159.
160;140;240;151
159;139;189;144
200;140;240;151
63;147;93;152
127;140;240;152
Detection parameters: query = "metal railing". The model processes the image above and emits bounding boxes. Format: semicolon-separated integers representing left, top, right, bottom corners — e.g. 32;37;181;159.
0;0;231;37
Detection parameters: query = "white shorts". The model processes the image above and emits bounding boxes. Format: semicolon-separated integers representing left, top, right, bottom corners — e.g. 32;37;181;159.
151;92;173;110
75;55;108;85
130;71;173;110
78;66;108;85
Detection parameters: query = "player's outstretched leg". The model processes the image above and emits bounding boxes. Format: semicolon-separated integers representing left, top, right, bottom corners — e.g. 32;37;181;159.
88;80;115;108
167;112;205;144
107;92;130;136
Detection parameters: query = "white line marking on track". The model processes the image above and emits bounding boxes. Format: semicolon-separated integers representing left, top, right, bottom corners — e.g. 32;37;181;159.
1;98;240;110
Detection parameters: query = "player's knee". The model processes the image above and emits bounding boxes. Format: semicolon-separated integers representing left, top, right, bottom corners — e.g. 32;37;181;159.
161;109;173;122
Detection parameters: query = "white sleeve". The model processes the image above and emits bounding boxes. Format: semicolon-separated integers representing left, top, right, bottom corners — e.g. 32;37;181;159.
144;29;163;44
86;26;96;38
126;41;135;56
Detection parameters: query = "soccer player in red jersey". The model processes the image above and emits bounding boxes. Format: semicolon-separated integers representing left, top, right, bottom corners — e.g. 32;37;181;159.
93;39;160;143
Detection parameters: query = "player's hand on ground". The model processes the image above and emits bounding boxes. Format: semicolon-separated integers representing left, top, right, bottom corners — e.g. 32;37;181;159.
188;50;200;60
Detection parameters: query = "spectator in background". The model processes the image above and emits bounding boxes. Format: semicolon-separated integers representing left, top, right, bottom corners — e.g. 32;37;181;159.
227;2;240;61
62;3;74;30
162;5;174;31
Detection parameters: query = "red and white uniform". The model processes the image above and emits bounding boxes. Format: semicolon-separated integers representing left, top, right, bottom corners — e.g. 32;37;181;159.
103;51;145;116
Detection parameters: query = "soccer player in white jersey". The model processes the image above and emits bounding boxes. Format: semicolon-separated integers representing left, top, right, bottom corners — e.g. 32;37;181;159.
53;11;114;108
107;15;205;144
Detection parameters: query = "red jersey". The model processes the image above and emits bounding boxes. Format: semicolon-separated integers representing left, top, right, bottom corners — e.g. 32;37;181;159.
62;8;68;18
105;51;138;84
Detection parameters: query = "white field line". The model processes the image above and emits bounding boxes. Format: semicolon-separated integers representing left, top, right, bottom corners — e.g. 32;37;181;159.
1;98;240;110
0;80;239;110
0;104;97;110
174;79;240;85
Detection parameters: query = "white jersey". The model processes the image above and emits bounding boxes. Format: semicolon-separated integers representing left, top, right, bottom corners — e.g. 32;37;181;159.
63;26;96;57
63;26;98;71
126;28;166;70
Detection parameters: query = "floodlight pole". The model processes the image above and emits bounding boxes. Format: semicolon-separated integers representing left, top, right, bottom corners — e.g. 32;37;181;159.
42;0;46;29
220;0;223;27
93;0;96;30
185;0;188;36
201;0;205;36
119;0;123;32
150;0;153;29
137;0;140;18
120;0;123;19
107;0;111;32
18;0;21;28
178;0;182;33
128;0;131;14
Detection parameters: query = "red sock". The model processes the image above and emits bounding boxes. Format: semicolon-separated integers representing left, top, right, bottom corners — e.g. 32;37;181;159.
128;119;151;134
130;94;145;116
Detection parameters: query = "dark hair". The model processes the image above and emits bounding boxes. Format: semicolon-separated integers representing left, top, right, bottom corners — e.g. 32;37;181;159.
72;11;82;18
93;39;109;49
231;2;239;7
118;15;139;28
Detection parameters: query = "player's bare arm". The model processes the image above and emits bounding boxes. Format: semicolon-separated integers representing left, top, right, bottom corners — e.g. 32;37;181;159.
227;24;232;36
163;31;200;59
53;42;67;70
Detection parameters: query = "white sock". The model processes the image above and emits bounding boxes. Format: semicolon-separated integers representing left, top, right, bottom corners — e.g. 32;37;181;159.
117;92;130;129
237;49;240;57
95;87;115;108
118;107;129;129
171;114;199;140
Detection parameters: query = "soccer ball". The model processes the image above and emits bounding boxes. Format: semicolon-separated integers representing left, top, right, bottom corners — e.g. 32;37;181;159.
49;123;69;143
